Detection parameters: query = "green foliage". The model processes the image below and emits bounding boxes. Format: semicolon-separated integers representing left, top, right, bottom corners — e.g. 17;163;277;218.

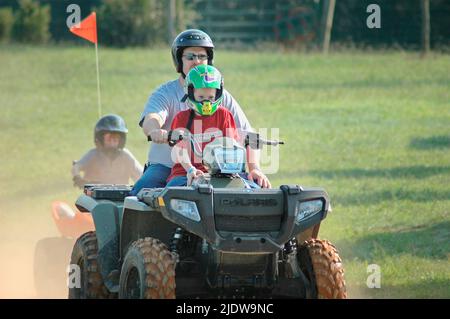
175;0;198;34
12;0;51;44
96;0;197;47
97;0;165;47
333;0;450;48
0;7;14;43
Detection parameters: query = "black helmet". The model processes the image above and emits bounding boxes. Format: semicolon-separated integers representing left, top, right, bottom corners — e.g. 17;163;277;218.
171;29;214;74
94;114;128;149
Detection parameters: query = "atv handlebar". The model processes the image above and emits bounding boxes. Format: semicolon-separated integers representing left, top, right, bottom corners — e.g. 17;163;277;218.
244;132;284;149
147;130;284;149
147;130;184;146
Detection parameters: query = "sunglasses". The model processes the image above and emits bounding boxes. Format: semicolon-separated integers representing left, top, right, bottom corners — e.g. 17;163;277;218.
182;53;208;61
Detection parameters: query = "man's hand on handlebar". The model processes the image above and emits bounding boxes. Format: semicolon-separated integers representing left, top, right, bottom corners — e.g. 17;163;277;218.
170;129;187;142
148;129;187;145
148;129;168;144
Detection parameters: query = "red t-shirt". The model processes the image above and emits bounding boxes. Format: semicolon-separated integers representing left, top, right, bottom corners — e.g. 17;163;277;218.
167;108;238;181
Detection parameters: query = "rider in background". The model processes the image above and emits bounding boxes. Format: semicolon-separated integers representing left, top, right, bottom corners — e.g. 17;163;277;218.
72;114;143;188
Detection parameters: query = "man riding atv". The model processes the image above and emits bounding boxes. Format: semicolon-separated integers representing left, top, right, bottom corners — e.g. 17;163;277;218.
130;29;270;195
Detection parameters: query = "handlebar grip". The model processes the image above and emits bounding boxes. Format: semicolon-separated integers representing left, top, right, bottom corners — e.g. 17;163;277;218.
168;130;184;147
245;132;284;148
168;131;175;147
263;140;284;146
147;131;183;146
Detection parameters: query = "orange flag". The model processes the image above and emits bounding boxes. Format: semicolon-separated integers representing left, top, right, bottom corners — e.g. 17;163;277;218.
70;12;97;44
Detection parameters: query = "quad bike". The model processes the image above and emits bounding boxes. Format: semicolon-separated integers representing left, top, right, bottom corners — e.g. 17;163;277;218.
69;132;346;299
33;201;94;297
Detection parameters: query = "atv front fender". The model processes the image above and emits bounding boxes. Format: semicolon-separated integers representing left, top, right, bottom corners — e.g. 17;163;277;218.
75;194;123;292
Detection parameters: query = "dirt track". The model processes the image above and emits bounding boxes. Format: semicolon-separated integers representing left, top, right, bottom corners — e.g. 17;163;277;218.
0;201;68;299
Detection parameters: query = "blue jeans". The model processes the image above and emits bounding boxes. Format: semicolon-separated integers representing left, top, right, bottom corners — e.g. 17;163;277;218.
129;163;172;196
166;176;188;187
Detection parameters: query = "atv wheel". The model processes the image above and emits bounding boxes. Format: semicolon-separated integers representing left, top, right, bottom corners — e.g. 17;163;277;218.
34;237;74;298
299;239;347;299
119;237;176;299
68;231;115;298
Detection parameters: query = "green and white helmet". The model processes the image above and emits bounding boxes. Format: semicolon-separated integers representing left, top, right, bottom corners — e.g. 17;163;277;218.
184;64;223;116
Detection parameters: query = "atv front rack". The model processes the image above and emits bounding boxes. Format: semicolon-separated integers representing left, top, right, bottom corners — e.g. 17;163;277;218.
135;184;330;253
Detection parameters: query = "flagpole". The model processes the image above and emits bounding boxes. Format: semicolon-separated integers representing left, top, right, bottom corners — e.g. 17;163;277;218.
69;11;101;118
95;41;102;118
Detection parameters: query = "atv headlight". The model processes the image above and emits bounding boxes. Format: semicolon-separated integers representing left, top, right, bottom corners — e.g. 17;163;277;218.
170;199;201;222
295;200;323;224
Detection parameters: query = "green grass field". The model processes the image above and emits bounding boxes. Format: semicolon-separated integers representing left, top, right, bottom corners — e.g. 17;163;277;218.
0;45;449;298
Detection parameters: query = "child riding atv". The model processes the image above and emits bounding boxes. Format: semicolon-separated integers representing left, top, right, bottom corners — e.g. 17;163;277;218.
34;114;143;298
72;114;143;188
166;64;267;189
53;114;143;233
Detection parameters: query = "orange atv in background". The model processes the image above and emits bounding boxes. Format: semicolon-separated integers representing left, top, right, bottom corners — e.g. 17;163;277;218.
33;201;94;298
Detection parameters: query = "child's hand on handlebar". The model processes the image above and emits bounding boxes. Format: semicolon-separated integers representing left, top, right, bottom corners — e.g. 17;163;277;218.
186;166;204;186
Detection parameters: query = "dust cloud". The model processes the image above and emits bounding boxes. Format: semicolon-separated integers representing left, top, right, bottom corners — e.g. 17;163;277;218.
0;198;71;299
